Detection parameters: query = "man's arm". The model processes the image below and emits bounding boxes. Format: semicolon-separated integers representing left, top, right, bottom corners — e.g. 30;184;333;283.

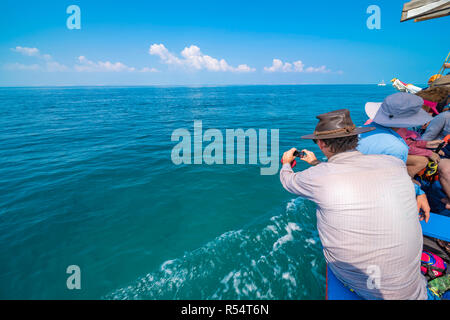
412;181;430;222
280;148;319;199
422;115;445;141
416;191;430;223
405;139;433;157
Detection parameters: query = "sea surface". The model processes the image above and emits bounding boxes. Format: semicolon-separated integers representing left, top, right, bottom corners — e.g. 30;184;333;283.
0;85;397;299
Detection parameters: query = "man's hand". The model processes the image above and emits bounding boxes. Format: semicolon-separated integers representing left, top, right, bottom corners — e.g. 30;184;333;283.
429;152;441;163
417;193;430;223
426;140;445;149
300;149;319;166
282;148;297;166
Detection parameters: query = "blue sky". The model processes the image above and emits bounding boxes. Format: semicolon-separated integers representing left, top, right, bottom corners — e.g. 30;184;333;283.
0;0;448;86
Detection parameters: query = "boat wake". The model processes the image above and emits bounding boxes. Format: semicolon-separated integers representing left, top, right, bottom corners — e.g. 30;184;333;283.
104;198;325;300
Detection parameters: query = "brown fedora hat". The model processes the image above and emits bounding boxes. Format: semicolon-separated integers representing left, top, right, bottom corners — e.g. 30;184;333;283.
301;109;375;139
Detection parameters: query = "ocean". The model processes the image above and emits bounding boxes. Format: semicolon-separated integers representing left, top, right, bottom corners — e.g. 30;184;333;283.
0;85;397;299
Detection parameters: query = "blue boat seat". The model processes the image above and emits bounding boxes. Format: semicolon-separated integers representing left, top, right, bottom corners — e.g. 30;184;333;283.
326;265;362;300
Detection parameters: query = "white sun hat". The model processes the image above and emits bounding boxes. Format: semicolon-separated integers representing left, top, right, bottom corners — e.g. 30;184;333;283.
365;102;382;120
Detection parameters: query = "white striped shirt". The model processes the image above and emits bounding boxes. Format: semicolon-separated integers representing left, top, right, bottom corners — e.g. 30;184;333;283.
280;150;427;300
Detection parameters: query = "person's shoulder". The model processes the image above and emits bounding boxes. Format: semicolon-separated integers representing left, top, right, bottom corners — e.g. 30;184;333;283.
360;125;399;140
442;111;450;119
358;128;407;149
431;111;450;121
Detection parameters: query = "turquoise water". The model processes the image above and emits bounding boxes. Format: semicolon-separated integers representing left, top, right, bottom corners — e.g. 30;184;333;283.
0;85;397;299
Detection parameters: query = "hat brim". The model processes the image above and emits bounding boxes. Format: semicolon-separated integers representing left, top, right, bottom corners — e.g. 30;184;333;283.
372;106;433;128
365;102;382;120
301;126;375;139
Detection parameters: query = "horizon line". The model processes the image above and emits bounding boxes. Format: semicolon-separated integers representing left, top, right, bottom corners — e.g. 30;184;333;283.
0;83;408;89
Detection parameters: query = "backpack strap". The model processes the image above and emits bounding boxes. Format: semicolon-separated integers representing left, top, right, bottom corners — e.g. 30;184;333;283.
423;264;447;280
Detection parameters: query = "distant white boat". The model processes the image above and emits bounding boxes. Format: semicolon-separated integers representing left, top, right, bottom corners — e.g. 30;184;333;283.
377;80;386;86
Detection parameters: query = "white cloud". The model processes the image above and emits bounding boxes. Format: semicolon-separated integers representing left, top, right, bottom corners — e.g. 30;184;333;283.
4;63;41;71
74;56;136;72
5;61;69;72
292;61;305;72
45;61;69;72
264;58;330;73
263;59;306;72
140;67;159;73
7;45;335;76
235;64;254;72
10;46;68;72
8;47;158;73
305;65;330;73
149;44;182;66
11;46;53;61
149;43;255;73
74;56;158;73
11;46;40;57
264;59;286;72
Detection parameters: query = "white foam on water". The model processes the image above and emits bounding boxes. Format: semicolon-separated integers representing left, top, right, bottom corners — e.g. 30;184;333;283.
265;225;278;234
104;197;325;300
282;272;297;287
233;271;242;296
272;222;301;251
160;259;176;274
286;198;298;211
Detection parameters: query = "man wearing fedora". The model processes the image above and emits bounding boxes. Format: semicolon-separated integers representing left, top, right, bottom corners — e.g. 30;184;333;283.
280;109;428;299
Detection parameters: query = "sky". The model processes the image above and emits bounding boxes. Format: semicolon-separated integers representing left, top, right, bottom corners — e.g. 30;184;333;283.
0;0;449;86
